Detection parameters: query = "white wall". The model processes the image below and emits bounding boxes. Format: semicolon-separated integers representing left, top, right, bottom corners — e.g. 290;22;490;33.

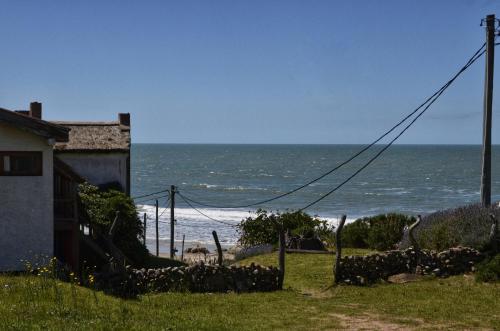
0;123;54;271
56;152;128;192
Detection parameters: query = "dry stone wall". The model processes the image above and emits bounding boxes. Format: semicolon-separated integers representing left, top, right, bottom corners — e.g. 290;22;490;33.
338;246;484;285
129;262;280;293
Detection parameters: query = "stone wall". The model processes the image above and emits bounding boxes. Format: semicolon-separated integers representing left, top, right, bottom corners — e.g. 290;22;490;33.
337;246;484;285
96;262;280;295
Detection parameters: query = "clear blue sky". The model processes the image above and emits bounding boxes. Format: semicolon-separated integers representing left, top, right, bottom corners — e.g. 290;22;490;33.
1;0;499;144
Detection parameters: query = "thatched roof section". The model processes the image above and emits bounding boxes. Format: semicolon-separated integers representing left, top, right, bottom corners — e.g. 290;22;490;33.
52;121;130;152
0;107;69;142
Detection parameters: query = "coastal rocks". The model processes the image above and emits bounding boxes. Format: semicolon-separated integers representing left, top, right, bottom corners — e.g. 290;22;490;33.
337;246;484;285
128;262;280;294
186;246;210;255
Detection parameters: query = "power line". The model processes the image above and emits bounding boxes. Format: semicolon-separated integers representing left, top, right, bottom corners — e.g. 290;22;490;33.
134;193;170;204
157;196;171;219
177;43;486;210
177;192;238;227
132;189;170;200
300;44;486;211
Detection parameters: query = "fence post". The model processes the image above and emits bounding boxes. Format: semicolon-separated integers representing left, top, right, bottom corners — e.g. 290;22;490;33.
334;215;347;284
409;215;421;250
278;226;286;289
212;231;223;266
181;234;185;262
155;199;159;257
490;214;498;253
143;212;147;246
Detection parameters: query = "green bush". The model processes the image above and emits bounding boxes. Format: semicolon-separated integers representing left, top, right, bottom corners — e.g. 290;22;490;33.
341;219;370;249
237;210;334;247
341;213;415;251
475;254;500;283
417;222;460;252
78;183;148;265
412;203;499;251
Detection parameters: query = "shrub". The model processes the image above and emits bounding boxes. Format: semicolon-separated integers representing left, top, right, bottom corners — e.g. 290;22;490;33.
410;203;499;251
475;254;500;283
341;219;370;249
237;210;334;247
78;183;148;265
365;214;416;251
341;213;415;251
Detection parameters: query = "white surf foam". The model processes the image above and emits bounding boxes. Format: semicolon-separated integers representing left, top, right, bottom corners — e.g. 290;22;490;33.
136;204;357;250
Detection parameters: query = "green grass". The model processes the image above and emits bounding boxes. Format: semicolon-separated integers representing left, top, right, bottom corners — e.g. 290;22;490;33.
0;248;498;330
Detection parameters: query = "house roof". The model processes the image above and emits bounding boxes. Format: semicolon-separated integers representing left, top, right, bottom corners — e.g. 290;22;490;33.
0;107;69;142
51;121;130;152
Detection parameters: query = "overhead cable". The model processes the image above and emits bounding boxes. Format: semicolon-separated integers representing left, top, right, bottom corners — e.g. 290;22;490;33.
178;43;486;209
300;44;486;210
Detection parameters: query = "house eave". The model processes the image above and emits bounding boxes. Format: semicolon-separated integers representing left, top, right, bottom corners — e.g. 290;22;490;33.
0;107;69;142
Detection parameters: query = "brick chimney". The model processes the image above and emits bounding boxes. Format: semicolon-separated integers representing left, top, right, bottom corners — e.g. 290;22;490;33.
118;113;130;126
29;102;42;119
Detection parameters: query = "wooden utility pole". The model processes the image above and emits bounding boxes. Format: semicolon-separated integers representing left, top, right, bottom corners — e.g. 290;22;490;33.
481;14;496;207
170;185;176;259
143;212;147;246
155;199;159;257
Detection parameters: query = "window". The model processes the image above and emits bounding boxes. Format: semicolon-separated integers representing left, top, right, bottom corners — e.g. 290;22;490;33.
0;152;42;176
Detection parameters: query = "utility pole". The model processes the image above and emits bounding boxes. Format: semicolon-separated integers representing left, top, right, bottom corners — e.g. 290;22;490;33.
481;14;496;207
170;185;176;259
143;212;147;246
155;199;159;256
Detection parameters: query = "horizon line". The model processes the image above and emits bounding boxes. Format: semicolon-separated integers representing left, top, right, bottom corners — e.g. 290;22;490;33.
131;142;498;146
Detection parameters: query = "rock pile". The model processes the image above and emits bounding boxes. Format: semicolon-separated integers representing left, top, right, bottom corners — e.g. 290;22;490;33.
338;246;484;285
130;262;280;293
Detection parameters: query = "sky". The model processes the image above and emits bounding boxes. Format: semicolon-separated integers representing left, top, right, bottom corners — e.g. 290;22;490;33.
1;0;500;144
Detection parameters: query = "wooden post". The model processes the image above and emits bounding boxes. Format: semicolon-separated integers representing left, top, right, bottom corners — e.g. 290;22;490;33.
409;215;422;249
170;185;176;259
143;212;147;246
212;231;223;266
481;14;495;207
181;234;185;262
278;226;286;289
490;214;498;253
334;215;347;284
155;199;159;257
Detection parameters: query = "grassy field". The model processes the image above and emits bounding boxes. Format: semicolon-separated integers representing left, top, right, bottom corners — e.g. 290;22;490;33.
0;249;498;330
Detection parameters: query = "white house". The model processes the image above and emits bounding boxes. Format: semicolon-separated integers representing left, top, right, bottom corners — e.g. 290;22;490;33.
0;102;131;271
0;103;69;271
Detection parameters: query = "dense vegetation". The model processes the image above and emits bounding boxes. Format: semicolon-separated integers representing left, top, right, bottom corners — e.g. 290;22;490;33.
407;203;499;251
341;213;415;251
78;183;149;265
237;210;335;247
475;254;500;283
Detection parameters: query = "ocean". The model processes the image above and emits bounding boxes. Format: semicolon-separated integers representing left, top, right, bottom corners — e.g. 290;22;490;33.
131;144;500;253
